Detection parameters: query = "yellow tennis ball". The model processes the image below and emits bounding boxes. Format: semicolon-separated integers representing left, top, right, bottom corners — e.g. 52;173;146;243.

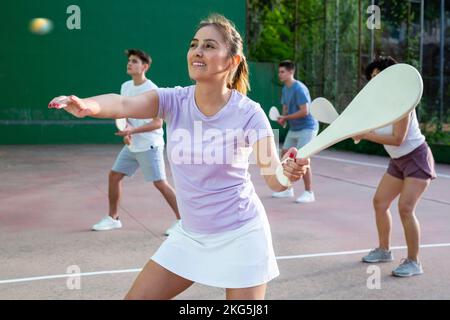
29;18;53;35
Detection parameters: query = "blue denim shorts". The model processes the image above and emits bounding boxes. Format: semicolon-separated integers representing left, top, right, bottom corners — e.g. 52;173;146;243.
283;128;319;150
112;145;166;182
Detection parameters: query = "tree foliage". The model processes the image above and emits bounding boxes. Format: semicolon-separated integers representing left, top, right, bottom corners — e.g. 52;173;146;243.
247;0;448;145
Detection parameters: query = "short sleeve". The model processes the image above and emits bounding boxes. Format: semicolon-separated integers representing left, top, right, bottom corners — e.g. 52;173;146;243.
245;105;274;147
148;80;158;90
281;87;286;105
295;86;308;106
156;87;185;124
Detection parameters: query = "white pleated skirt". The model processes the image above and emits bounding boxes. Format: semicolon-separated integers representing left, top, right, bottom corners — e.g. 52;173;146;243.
151;214;280;289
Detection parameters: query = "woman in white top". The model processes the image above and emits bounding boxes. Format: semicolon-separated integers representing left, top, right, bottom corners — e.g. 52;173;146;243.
354;57;436;277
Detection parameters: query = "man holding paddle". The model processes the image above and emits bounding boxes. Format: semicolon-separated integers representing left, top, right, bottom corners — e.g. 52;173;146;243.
273;60;319;203
92;49;180;234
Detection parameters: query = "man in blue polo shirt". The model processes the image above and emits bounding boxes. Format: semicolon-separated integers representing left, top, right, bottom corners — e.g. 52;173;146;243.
274;60;319;203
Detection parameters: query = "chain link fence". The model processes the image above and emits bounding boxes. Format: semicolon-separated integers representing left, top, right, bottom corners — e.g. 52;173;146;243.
247;0;449;146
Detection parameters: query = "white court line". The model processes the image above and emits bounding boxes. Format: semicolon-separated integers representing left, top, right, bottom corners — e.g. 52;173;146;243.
1;243;450;285
276;243;450;260
314;155;450;179
0;269;142;285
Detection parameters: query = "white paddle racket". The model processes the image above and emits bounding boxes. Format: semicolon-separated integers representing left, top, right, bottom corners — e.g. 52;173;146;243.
276;63;423;187
310;97;361;144
269;106;287;128
115;118;127;131
310;97;339;124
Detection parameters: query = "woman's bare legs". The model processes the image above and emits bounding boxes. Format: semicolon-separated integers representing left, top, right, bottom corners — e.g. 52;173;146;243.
125;260;193;300
226;284;267;300
397;177;430;261
372;173;403;250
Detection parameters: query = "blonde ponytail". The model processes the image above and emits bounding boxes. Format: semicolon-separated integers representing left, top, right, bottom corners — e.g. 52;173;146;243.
229;56;250;95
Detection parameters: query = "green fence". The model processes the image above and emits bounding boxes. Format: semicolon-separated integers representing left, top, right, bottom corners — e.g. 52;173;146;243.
248;61;287;141
248;61;449;164
2;1;448;164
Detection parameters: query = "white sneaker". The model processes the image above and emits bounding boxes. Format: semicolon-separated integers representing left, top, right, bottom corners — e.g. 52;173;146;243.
164;220;180;236
92;216;122;231
272;188;294;198
295;191;315;203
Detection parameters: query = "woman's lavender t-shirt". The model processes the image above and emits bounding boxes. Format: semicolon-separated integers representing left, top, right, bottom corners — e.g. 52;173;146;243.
157;86;273;234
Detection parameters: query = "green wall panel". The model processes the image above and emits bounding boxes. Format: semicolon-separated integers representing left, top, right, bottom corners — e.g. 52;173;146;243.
1;0;246;144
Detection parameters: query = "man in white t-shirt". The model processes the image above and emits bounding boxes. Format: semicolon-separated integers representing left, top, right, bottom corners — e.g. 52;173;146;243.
92;49;180;235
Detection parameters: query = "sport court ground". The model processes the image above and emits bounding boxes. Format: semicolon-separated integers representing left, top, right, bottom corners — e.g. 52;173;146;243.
0;145;449;299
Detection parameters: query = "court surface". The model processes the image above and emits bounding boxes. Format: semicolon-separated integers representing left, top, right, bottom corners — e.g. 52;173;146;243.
0;145;449;299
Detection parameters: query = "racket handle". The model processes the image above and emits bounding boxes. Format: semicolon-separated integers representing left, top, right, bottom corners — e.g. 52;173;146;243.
275;163;292;187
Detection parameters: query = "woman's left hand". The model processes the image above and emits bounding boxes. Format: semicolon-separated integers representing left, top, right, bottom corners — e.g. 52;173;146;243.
281;147;310;183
